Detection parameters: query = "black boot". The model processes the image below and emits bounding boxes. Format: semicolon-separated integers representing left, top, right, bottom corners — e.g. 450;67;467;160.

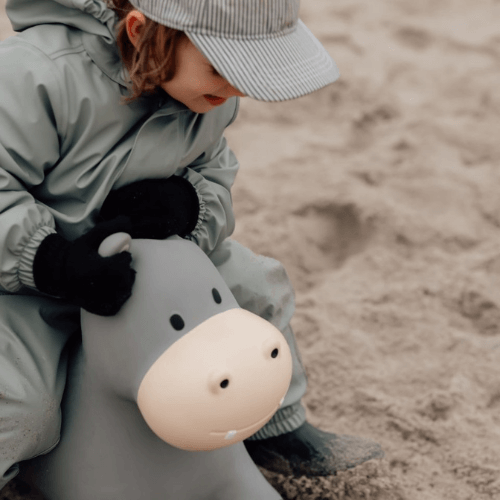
244;421;384;477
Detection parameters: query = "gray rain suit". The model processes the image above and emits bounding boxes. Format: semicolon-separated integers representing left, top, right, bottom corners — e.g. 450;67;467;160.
0;0;307;488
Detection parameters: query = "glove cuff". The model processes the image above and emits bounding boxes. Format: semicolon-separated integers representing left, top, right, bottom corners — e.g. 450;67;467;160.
174;177;200;237
33;233;71;297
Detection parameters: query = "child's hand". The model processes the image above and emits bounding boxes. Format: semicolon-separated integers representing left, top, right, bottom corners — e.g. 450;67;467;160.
100;176;200;239
33;217;136;316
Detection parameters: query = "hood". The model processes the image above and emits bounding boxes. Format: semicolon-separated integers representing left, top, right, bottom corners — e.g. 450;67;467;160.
5;0;134;87
6;0;117;39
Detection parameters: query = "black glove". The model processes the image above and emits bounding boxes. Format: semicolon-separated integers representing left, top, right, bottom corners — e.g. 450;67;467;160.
33;217;136;316
99;176;200;239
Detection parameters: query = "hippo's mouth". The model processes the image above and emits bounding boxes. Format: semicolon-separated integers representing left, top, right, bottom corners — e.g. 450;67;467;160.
210;397;285;441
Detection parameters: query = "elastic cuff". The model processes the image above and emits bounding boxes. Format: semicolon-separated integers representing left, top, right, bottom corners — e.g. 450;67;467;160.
245;402;306;440
177;176;202;236
18;226;57;289
187;184;207;238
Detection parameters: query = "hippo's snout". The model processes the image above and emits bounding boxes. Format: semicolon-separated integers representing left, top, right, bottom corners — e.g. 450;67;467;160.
137;308;293;451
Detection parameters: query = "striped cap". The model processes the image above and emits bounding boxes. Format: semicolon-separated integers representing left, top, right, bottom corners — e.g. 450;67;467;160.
128;0;340;102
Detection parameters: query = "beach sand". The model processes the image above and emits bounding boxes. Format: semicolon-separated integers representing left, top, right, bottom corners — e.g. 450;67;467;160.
1;0;499;499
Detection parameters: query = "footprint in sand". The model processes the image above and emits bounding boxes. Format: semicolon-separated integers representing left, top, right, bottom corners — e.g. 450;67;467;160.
393;26;434;51
458;289;500;336
278;201;373;291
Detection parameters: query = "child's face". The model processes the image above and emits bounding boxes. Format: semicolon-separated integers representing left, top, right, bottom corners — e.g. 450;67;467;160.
126;10;245;113
161;37;246;113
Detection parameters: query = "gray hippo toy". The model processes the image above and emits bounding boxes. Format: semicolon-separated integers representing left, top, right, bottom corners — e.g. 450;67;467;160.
21;233;292;500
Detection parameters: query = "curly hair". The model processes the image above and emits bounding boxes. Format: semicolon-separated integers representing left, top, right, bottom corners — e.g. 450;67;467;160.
106;0;187;105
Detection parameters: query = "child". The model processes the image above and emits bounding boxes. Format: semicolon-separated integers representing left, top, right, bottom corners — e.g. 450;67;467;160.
0;0;383;489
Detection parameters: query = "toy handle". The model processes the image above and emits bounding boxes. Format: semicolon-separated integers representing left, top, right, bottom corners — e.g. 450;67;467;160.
98;232;132;257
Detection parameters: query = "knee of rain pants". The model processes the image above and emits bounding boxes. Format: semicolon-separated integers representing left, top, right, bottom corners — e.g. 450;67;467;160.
0;294;79;490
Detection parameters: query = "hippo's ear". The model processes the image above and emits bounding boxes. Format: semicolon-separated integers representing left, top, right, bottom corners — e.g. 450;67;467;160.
98;233;133;257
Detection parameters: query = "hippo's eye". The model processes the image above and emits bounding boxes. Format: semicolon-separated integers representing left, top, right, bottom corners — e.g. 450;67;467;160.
271;348;279;358
220;379;229;389
170;314;185;331
212;288;222;304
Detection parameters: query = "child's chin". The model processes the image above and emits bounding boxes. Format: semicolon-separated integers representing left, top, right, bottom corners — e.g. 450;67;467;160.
184;97;220;114
180;102;208;113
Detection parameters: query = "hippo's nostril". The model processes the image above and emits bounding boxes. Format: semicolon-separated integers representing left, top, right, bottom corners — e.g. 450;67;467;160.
208;371;231;394
262;339;282;360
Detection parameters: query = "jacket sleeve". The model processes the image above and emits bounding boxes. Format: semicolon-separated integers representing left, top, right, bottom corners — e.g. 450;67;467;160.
180;101;240;255
0;40;63;292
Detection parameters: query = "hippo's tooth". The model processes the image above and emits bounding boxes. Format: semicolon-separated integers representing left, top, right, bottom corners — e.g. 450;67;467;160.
279;397;285;407
225;430;237;440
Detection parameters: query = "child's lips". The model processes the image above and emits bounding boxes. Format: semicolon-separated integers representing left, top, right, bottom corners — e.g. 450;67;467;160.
203;94;227;106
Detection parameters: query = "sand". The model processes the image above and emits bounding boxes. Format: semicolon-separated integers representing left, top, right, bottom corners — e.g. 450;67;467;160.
1;0;500;499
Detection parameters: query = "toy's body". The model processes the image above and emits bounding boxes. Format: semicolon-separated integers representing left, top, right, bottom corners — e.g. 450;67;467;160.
22;235;291;500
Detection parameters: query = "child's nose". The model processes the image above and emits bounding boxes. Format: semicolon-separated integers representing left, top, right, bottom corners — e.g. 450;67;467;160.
223;83;246;98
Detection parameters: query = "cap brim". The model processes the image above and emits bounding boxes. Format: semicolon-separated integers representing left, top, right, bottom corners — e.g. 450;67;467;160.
186;20;340;102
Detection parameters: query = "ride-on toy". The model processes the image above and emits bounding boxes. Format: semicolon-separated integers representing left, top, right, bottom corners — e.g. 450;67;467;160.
21;233;292;500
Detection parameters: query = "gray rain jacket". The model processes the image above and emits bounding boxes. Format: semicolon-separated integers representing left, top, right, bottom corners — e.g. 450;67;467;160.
0;0;240;294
